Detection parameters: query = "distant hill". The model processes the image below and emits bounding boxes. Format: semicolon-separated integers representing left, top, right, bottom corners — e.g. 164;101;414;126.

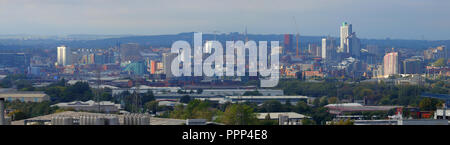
0;32;448;50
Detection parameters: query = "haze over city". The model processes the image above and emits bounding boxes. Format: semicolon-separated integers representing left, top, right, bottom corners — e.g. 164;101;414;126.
1;0;449;40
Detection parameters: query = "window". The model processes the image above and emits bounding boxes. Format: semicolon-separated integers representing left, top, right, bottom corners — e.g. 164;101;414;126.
34;98;39;102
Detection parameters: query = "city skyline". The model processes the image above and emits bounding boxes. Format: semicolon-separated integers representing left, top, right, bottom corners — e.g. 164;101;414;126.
0;0;449;40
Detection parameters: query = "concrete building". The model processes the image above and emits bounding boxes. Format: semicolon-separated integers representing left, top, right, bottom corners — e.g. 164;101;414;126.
325;103;401;115
435;109;450;120
0;91;50;102
225;96;308;104
403;58;424;74
57;45;71;66
201;89;284;96
257;112;310;125
52;100;122;113
0;53;30;70
347;32;361;58
321;37;337;60
339;22;352;53
163;53;177;79
383;52;399;77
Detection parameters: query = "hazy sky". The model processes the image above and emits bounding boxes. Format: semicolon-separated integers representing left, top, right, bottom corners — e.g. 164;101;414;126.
0;0;449;40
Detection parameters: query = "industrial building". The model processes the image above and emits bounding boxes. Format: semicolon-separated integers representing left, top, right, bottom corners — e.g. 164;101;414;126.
52;100;122;113
225;96;308;104
325;103;401;115
0;91;50;102
10;111;186;125
257;112;310;125
353;119;449;125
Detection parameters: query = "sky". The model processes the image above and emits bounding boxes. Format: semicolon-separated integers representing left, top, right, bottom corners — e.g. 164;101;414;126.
0;0;449;40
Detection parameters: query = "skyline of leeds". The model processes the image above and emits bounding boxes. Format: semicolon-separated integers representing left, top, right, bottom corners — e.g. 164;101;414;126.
0;0;449;40
1;0;450;140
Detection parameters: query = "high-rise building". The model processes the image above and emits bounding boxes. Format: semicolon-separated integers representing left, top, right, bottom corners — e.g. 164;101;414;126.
0;53;30;71
383;52;399;76
339;22;352;53
163;53;177;79
347;32;361;58
146;58;157;75
403;58;424;74
57;46;71;66
284;34;293;52
321;37;336;60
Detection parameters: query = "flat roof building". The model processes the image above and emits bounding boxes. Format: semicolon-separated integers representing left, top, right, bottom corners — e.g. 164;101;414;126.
257;112;310;125
325;103;401;115
0;91;50;102
52;100;122;113
225;96;308;104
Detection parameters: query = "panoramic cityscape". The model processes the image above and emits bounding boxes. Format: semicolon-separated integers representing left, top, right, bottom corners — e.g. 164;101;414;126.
0;0;449;127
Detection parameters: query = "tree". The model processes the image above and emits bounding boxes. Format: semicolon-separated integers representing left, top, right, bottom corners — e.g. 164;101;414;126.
319;96;329;107
145;100;160;114
6;101;58;120
141;91;155;104
312;98;320;107
217;104;257;125
9;110;28;121
261;100;283;112
433;58;447;67
170;100;217;121
301;119;316;125
180;95;191;103
419;98;442;111
311;107;333;125
328;97;338;104
294;101;312;114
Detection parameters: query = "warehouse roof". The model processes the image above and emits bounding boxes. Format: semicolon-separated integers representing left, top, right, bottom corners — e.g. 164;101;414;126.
0;91;48;98
256;112;310;120
227;96;308;99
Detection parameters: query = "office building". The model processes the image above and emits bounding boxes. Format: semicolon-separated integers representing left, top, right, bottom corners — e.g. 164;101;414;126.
403;58;424;74
284;34;293;52
347;32;361;58
0;91;50;102
163;53;177;79
57;46;71;66
0;53;30;70
321;37;336;60
339;22;352;53
383;52;399;76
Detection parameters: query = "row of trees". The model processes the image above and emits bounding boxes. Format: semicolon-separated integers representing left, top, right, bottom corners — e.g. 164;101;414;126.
5;100;58;121
166;98;334;125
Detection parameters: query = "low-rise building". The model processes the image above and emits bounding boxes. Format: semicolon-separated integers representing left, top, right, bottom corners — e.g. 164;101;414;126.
52;100;121;113
257;112;310;125
325;103;401;115
0;91;50;102
434;109;450;120
225;96;308;104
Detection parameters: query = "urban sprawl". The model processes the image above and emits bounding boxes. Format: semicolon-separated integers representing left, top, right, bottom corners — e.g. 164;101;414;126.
0;22;449;125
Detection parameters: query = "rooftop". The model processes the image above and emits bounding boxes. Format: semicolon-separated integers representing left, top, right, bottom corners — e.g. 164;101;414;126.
11;111;186;125
227;96;308;99
0;91;48;98
256;112;310;120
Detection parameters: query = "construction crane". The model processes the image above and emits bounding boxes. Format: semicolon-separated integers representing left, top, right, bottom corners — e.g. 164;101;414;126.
292;16;300;58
